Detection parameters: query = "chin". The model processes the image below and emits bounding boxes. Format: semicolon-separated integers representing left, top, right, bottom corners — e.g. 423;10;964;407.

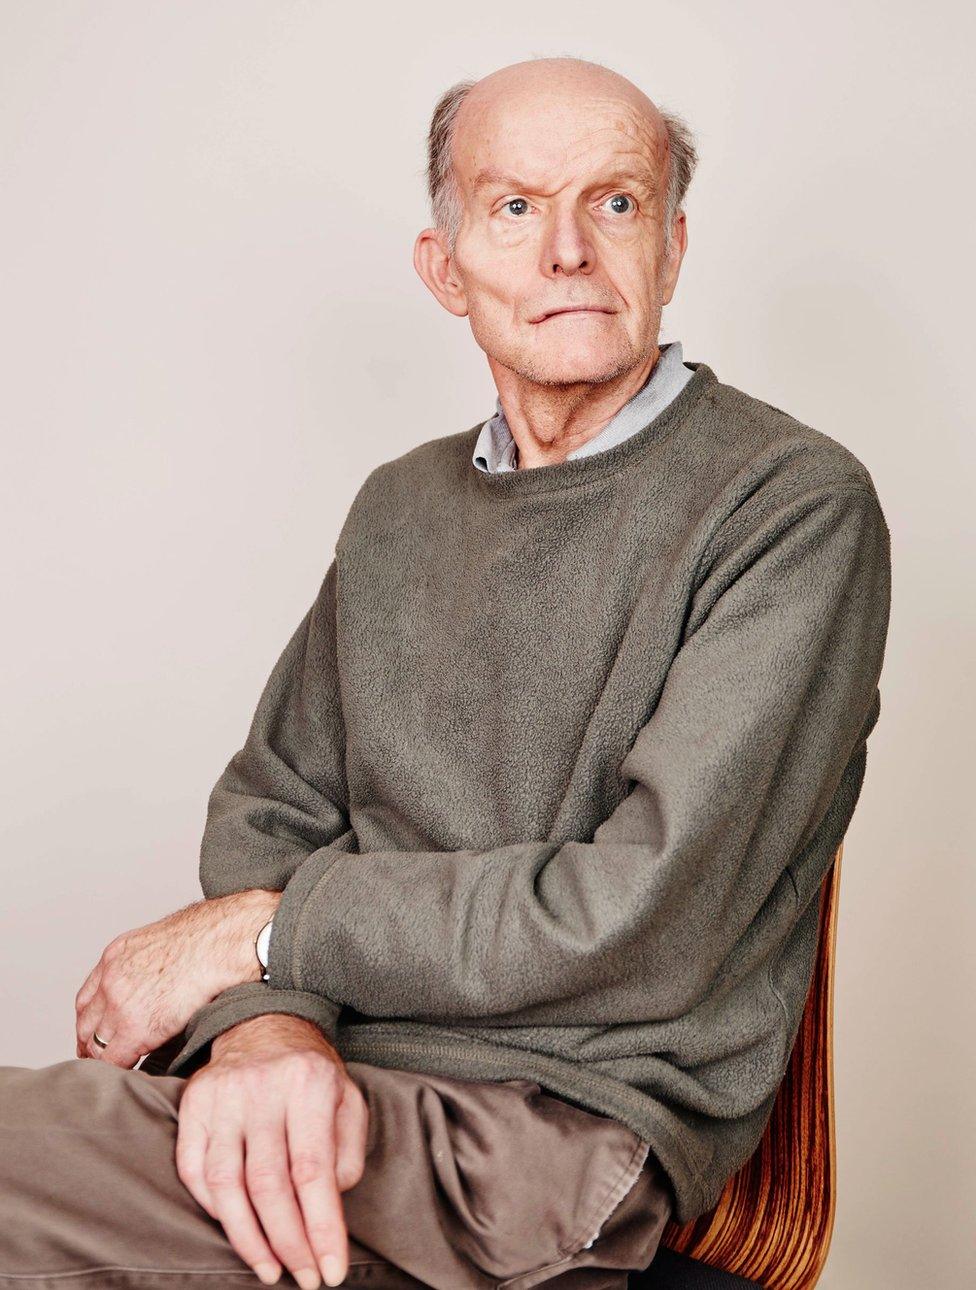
528;344;634;387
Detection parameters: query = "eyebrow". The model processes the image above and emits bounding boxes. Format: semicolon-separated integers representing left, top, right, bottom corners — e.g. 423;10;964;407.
471;164;659;199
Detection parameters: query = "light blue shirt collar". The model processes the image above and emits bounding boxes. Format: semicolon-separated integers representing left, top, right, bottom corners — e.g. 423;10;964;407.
472;341;694;474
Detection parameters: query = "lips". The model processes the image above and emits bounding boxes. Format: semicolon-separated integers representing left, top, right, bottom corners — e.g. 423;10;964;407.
533;306;613;323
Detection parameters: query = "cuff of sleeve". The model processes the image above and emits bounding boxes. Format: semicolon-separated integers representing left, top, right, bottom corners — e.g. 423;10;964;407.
267;846;345;992
163;981;343;1078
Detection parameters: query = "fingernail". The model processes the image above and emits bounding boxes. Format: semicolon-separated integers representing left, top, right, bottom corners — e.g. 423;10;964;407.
320;1254;345;1286
295;1269;321;1290
253;1263;281;1286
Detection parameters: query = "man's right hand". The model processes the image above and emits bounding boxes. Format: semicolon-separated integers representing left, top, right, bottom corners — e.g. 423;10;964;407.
175;1013;369;1288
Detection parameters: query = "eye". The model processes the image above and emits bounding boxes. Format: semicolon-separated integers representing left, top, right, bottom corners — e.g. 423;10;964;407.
601;193;635;214
504;197;531;217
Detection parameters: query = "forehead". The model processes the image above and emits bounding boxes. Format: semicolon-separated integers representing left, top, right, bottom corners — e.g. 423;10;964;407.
455;90;666;198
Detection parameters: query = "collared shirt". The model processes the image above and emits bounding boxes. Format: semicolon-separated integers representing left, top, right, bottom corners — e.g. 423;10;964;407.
472;340;695;473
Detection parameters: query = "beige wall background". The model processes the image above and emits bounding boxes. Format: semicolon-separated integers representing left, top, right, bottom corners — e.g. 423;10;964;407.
2;2;973;1285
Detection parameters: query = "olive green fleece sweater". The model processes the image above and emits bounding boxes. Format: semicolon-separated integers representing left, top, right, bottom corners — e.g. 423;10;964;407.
164;360;891;1224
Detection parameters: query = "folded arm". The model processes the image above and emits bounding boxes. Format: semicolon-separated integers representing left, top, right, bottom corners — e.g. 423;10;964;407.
165;558;351;1076
262;482;891;1029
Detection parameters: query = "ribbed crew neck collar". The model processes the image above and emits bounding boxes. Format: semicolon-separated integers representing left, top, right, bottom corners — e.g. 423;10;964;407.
466;361;717;497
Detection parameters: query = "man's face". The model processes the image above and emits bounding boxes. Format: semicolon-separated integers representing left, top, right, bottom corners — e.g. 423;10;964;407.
439;79;682;388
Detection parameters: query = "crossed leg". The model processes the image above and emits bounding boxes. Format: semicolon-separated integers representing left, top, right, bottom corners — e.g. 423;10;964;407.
0;1058;672;1289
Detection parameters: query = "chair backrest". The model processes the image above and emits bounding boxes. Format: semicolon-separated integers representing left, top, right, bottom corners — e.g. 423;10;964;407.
656;840;844;1289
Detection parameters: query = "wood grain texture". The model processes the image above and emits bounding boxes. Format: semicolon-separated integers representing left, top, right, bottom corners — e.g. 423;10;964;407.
658;841;843;1288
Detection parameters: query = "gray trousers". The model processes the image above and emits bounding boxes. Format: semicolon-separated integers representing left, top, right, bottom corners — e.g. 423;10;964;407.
0;1057;673;1289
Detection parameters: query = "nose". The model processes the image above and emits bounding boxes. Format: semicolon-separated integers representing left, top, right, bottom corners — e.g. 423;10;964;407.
539;205;594;278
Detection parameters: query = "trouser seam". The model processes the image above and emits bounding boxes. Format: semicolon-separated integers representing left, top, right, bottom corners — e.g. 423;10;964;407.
557;1136;651;1257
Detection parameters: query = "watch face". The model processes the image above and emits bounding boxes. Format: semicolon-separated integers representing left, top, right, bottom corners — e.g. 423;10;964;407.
256;917;273;968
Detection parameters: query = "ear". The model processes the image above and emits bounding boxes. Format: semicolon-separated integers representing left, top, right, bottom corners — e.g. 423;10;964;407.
413;227;469;318
659;210;688;307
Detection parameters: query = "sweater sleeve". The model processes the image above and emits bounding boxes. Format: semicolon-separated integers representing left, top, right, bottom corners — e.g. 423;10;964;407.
264;482;891;1029
164;558;351;1077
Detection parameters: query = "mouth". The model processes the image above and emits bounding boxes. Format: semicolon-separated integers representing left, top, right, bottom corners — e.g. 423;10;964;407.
531;306;614;324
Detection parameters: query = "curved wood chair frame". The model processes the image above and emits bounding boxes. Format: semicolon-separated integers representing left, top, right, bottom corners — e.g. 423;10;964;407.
654;840;844;1288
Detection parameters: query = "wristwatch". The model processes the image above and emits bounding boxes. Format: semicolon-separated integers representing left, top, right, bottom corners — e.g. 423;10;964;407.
254;915;274;982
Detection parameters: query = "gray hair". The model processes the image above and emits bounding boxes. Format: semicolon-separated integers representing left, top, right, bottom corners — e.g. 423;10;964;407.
425;63;698;258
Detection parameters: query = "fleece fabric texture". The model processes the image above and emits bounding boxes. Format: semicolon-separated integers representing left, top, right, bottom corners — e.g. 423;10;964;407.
164;360;892;1224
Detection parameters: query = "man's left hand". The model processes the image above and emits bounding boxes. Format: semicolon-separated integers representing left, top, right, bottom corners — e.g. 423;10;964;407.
74;889;282;1069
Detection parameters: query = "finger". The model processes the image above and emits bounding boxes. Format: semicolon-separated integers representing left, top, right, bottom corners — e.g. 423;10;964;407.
87;1036;111;1060
80;1004;111;1058
81;1008;139;1068
77;977;109;1043
205;1111;284;1284
76;995;104;1053
245;1108;323;1288
78;993;148;1070
333;1077;370;1193
93;1032;144;1070
75;964;102;1013
286;1077;349;1286
175;1098;218;1220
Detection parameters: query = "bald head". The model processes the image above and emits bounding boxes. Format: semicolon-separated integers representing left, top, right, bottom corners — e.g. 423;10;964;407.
457;57;671;183
459;56;669;133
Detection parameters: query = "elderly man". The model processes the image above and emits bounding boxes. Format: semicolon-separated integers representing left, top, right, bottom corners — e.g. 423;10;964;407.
0;55;890;1290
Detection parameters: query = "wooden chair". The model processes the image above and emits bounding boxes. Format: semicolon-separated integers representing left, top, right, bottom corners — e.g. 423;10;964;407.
634;839;845;1289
